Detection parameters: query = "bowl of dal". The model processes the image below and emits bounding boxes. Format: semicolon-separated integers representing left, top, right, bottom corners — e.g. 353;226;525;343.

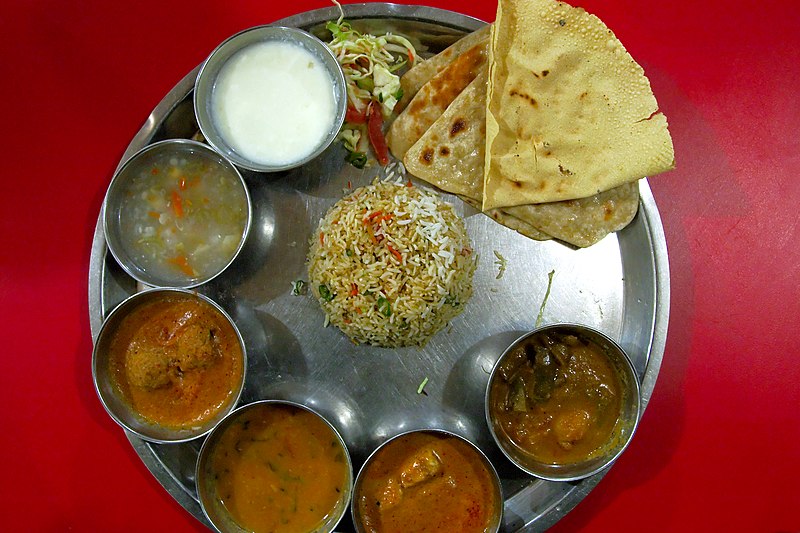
103;139;251;289
352;429;503;533
485;324;641;482
194;25;347;173
92;288;247;443
196;400;353;533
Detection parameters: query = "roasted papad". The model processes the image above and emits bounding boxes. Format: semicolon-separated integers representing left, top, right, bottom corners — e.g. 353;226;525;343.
482;0;674;210
387;32;489;160
404;68;639;248
395;24;491;113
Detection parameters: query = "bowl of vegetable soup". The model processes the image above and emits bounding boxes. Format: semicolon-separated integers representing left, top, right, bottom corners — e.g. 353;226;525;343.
103;139;251;288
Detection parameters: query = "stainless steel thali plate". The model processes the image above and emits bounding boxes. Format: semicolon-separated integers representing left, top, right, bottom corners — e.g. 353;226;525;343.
88;4;670;531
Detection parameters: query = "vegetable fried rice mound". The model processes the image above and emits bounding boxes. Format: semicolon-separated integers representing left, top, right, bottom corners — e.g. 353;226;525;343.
308;180;477;347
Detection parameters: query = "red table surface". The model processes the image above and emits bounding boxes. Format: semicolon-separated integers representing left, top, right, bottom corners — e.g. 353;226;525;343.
2;0;798;530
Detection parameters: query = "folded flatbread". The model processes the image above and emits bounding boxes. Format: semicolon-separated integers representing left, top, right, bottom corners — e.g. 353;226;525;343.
405;70;489;200
388;31;489;160
395;24;491;113
404;70;639;247
482;0;674;210
460;195;552;241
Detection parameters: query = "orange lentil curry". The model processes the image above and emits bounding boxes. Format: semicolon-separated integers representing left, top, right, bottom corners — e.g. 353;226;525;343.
206;403;349;533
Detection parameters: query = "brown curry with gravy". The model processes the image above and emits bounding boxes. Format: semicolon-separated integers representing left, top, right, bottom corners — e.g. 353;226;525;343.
108;294;243;429
488;330;623;465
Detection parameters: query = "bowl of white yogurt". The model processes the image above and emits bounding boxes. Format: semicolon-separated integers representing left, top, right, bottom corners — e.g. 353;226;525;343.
194;25;347;173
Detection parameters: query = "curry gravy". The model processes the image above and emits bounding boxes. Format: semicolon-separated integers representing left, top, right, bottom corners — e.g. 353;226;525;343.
207;403;349;533
356;432;499;533
489;331;623;465
108;295;243;429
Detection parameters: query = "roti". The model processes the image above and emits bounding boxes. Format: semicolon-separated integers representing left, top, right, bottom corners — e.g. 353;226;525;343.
404;68;639;247
387;32;489;160
395;24;491;113
404;68;489;200
460;195;552;241
482;0;674;210
501;182;639;248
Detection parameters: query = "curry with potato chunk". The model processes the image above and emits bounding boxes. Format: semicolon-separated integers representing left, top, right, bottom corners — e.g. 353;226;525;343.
488;330;623;465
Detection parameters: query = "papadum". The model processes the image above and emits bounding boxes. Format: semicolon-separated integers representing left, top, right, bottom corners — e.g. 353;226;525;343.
482;0;674;210
404;66;639;248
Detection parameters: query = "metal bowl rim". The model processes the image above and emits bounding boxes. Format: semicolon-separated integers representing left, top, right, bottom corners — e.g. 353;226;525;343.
91;287;248;444
102;138;252;289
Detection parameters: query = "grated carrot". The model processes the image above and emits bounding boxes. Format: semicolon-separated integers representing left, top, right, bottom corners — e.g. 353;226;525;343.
171;190;183;218
169;255;195;277
387;244;402;262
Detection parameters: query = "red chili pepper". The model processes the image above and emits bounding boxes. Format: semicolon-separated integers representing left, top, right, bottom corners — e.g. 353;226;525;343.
366;101;390;166
319;232;325;245
346;105;367;124
350;283;358;297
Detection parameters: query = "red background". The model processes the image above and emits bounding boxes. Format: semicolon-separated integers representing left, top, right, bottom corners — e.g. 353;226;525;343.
2;0;799;531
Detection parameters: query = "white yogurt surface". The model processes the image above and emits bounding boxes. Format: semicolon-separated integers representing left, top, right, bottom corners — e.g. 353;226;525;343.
212;40;337;167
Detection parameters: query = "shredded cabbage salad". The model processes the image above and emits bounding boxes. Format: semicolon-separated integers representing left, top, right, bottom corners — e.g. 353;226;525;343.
327;1;418;167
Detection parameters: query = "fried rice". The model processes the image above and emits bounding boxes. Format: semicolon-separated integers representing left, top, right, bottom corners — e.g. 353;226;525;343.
307;179;477;348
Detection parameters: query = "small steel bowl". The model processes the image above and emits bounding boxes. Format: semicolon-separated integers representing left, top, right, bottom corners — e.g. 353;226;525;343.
196;400;353;533
351;429;504;533
103;139;251;289
194;25;347;173
92;288;247;443
485;324;641;482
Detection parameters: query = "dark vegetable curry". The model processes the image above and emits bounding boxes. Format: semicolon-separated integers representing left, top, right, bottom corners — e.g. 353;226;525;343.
355;431;499;533
488;330;623;465
108;294;243;429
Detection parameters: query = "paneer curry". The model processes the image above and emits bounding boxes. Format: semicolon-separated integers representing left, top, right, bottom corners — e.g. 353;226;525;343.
355;431;501;533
